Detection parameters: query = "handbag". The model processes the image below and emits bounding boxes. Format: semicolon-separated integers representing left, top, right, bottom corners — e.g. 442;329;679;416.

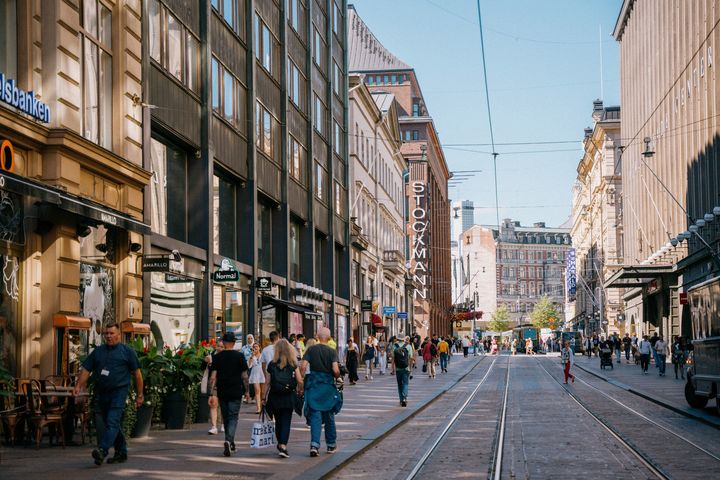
293;392;304;416
200;368;209;395
250;411;276;449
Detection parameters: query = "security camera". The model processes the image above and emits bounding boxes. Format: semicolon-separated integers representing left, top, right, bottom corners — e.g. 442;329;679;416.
170;249;182;262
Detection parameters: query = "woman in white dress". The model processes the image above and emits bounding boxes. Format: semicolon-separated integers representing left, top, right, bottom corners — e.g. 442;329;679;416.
248;343;265;414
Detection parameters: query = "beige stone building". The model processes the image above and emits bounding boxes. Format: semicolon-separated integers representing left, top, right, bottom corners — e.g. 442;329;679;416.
570;101;623;336
454;225;496;333
0;0;149;378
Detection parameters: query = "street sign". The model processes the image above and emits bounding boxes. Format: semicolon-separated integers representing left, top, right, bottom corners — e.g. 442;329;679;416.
213;270;240;282
679;292;688;305
397;311;408;319
142;256;169;272
165;274;192;283
256;276;272;290
360;300;372;312
382;305;396;315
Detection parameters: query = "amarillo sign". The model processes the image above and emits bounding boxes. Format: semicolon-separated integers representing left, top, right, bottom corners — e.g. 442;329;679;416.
411;181;428;300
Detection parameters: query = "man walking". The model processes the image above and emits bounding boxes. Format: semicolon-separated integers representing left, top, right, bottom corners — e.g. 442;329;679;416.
73;323;143;466
393;334;413;407
655;335;668;376
638;335;652;374
299;327;342;457
209;332;249;457
262;330;280;376
438;336;449;373
622;333;632;363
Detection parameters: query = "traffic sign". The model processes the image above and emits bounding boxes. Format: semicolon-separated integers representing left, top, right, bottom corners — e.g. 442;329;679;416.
397;311;408;319
382;305;396;315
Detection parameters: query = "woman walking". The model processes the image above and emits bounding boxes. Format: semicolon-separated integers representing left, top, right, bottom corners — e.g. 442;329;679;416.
561;342;575;384
377;339;387;375
264;339;303;458
672;336;686;380
204;341;225;435
345;337;359;385
363;336;376;380
248;343;265;414
422;338;437;378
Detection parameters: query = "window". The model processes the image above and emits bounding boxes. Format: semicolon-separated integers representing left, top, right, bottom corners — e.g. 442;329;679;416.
333;121;342;155
391;74;397;84
288;60;305;111
332;1;342;36
81;0;112;149
288;135;305;184
334;181;344;216
315;233;323;288
257;203;272;271
403;131;411;141
0;0;17;80
367;76;374;85
256;102;278;160
213;173;237;258
211;0;242;35
383;75;389;84
412;130;419;140
315;162;328;202
290;222;301;280
412;103;420;117
150;137;188;240
287;0;299;32
314;95;326;136
333;62;342;96
312;27;326;70
254;14;276;75
149;0;200;92
212;57;246;131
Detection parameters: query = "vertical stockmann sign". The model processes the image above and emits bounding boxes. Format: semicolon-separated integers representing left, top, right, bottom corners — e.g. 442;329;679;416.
0;73;51;123
565;248;577;299
411;181;429;300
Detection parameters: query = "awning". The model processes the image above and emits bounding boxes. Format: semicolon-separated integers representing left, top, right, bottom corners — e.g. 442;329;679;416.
604;265;675;289
261;295;314;314
121;321;151;334
52;314;92;329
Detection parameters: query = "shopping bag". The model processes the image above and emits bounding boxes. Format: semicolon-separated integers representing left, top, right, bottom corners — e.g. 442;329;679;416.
250;412;276;449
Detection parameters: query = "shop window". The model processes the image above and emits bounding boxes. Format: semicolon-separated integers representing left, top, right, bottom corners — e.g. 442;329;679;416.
0;0;17;80
0;253;20;374
150;272;197;349
290;222;301;281
149;0;200;92
150;137;188;241
214;285;247;342
79;225;116;349
81;0;112;149
257;202;272;271
213;173;237;258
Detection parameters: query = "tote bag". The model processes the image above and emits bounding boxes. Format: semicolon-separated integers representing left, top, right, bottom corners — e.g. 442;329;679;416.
250;412;276;449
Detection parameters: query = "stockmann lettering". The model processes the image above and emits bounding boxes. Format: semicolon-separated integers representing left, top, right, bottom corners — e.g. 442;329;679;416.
0;73;51;124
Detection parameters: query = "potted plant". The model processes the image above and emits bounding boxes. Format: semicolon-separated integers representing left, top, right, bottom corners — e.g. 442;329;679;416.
162;342;208;429
130;339;169;437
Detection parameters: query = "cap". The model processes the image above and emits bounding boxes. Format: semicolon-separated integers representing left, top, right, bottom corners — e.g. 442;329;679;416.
222;332;236;343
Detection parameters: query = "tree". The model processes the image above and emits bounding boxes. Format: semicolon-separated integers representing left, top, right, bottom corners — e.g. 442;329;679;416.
488;305;512;332
529;295;559;330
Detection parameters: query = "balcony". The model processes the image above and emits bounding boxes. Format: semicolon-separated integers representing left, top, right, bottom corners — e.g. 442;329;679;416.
350;218;369;251
383;250;405;275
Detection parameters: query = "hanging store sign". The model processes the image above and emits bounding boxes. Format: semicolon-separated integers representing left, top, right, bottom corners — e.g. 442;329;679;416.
142;256;170;272
382;305;396;315
1;140;15;173
565;248;577;299
397;311;408;319
360;299;373;311
256;276;272;291
0;73;51;123
411;181;428;300
212;258;239;282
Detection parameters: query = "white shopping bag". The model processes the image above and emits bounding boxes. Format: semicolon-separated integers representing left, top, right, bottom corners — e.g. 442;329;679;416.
250;413;276;449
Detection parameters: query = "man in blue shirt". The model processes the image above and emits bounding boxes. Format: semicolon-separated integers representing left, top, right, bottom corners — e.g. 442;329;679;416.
74;323;143;466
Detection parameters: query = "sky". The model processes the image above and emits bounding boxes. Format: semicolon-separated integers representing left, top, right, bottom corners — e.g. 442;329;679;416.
350;0;624;228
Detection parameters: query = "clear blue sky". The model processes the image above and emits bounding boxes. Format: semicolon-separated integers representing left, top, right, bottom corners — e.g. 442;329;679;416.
350;0;623;228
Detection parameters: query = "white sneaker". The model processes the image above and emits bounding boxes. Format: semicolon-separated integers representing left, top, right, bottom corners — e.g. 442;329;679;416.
370;376;374;380
220;425;225;433
208;426;218;435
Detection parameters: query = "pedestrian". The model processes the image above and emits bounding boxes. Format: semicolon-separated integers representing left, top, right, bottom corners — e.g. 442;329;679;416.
377;339;387;375
638;335;652;374
461;336;470;357
363;336;376;380
261;331;280;376
248;343;265;414
650;331;660;369
264;339;303;458
299;327;342;457
655;335;668;377
438;336;449;372
592;334;600;357
205;341;225;435
373;335;380;369
422;338;437;378
393;334;413;406
623;333;632;363
671;336;686;380
240;334;255;403
613;334;622;363
295;334;306;360
511;338;517;355
207;332;249;457
584;336;592;358
345;336;359;385
561;342;575;384
73;323;143;466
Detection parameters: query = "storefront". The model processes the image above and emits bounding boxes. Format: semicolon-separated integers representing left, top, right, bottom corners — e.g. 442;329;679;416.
211;260;250;345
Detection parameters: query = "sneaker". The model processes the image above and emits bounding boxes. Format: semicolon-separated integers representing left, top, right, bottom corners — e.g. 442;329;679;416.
327;446;337;454
365;375;368;380
230;442;236;452
220;425;225;433
208;426;218;435
278;447;289;458
401;400;407;407
223;441;231;457
370;376;374;380
310;447;319;457
92;448;108;466
107;452;128;464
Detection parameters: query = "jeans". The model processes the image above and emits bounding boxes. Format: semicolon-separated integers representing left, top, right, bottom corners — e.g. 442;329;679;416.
615;348;621;363
219;398;242;444
439;353;448;371
652;348;660;368
625;348;630;360
563;362;574;383
657;354;666;375
308;408;336;449
378;354;387;374
640;354;650;372
395;369;409;402
365;359;374;377
274;408;293;445
97;387;130;455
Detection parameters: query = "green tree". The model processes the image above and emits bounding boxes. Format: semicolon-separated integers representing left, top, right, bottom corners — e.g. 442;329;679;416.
529;295;559;329
488;304;512;332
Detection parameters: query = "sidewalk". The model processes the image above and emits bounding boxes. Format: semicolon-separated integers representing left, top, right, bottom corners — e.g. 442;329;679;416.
571;353;720;428
1;354;483;480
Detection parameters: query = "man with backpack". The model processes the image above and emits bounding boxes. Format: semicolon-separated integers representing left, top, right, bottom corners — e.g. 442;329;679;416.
393;334;414;407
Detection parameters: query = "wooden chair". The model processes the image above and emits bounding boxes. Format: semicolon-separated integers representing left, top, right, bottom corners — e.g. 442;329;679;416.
71;393;90;445
0;380;25;447
23;380;65;449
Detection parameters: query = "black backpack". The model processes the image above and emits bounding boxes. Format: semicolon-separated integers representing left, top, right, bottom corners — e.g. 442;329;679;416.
394;344;410;369
430;343;438;356
270;363;296;394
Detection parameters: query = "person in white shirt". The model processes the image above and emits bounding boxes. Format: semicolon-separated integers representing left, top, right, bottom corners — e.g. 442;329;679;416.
261;330;280;376
561;342;575;384
654;336;668;376
638;335;652;374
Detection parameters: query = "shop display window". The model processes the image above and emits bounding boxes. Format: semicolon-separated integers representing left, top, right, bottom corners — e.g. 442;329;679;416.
0;254;20;375
79;225;116;349
150;272;197;349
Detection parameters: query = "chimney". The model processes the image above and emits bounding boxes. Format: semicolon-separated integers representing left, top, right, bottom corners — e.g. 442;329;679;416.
592;99;604;122
584;127;593;140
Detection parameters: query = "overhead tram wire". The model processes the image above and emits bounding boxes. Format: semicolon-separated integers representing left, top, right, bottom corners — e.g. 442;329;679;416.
476;0;500;228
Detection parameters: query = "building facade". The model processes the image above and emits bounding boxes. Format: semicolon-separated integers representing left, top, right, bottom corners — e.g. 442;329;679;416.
570;101;623;336
495;219;572;325
454;225;496;333
0;0;150;378
348;74;407;341
608;0;719;339
348;5;451;337
143;0;350;351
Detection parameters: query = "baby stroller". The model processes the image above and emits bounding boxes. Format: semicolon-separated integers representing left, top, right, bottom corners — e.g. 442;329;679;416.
600;347;614;370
